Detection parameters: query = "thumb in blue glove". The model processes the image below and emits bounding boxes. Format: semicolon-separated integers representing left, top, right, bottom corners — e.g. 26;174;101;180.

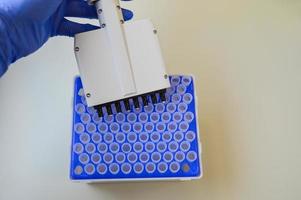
0;0;133;77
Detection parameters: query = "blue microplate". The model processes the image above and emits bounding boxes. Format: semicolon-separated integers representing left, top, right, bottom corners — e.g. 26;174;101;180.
70;75;202;181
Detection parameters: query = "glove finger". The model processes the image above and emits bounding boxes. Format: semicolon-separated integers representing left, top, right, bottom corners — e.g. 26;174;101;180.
65;0;97;19
65;1;133;20
121;8;134;21
56;19;100;37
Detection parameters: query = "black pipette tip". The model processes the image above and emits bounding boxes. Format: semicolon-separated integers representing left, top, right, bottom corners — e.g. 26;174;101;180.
106;104;113;116
133;97;140;109
115;102;122;113
151;93;158;104
95;105;103;118
142;95;149;107
124;99;131;112
159;89;167;103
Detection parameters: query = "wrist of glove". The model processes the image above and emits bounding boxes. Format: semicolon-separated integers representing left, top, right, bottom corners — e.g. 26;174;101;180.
0;12;14;76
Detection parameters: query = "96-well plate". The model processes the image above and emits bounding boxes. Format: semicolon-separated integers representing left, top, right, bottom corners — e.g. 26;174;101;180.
70;75;202;181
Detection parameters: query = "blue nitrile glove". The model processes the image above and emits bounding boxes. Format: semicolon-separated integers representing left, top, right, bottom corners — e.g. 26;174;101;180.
0;0;133;77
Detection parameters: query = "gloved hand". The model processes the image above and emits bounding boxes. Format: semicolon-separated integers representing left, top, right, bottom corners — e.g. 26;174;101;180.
0;0;133;77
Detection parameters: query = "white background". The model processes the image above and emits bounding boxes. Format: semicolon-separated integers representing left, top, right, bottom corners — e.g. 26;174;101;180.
0;0;301;199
